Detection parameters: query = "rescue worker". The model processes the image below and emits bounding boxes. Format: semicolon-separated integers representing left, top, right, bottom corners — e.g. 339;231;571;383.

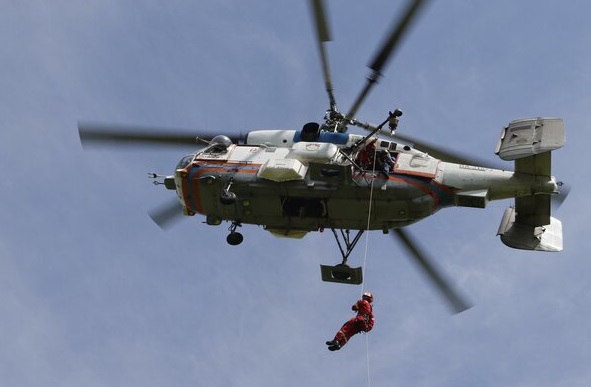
326;292;374;351
357;139;377;170
377;149;395;174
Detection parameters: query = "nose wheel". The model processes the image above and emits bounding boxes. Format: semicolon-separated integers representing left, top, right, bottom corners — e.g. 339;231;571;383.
226;221;243;246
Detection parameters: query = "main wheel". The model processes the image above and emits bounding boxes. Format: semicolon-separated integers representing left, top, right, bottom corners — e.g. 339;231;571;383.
226;232;244;246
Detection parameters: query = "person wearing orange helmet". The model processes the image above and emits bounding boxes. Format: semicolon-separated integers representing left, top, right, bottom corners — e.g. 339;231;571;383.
326;292;374;351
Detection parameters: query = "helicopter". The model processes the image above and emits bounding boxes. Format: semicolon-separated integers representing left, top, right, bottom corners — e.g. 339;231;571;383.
78;0;566;314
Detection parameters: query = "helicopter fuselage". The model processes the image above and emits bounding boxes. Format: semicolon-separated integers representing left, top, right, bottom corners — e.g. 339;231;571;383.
171;130;557;238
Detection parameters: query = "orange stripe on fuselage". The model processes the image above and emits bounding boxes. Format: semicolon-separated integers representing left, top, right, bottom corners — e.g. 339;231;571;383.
184;162;263;214
354;172;455;210
178;167;203;214
394;175;456;209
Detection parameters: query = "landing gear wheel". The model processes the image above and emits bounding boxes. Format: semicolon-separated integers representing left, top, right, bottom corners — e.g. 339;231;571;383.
226;232;244;246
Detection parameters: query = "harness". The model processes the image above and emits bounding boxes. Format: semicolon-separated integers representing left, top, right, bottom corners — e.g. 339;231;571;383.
358;304;374;331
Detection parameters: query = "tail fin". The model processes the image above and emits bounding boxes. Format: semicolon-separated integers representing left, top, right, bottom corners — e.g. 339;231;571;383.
495;118;565;252
497;201;563;252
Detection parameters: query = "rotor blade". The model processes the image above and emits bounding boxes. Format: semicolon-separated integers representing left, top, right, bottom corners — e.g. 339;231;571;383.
552;182;571;208
354;122;506;170
369;0;429;75
392;228;472;314
148;199;184;229
78;122;243;149
308;0;337;110
347;0;430;120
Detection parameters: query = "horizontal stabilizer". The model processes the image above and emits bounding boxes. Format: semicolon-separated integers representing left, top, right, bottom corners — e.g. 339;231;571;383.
455;189;489;208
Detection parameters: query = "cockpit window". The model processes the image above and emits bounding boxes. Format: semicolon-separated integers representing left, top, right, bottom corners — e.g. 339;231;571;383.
176;154;195;170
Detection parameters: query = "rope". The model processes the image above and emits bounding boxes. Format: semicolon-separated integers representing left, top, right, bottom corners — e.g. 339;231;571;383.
360;143;378;294
359;143;379;387
365;334;372;387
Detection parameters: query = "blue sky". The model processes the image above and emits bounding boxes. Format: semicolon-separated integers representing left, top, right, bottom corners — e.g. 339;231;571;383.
2;1;591;386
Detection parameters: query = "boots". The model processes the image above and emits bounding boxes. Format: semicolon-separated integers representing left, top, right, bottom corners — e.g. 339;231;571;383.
325;339;341;351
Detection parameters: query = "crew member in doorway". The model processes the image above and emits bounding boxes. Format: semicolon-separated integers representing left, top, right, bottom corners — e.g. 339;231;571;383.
326;292;374;351
357;139;377;170
377;149;394;174
357;139;394;174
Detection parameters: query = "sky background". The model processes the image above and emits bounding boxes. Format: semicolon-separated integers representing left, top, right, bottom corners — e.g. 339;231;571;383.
1;1;590;386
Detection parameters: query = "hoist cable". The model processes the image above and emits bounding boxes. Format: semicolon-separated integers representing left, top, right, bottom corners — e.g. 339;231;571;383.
359;144;380;387
360;144;378;294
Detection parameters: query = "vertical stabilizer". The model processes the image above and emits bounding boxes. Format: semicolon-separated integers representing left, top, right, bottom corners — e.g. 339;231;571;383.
495;118;564;252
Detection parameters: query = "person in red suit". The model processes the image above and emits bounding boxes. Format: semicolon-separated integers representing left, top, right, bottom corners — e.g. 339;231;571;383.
356;139;377;170
326;292;374;351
